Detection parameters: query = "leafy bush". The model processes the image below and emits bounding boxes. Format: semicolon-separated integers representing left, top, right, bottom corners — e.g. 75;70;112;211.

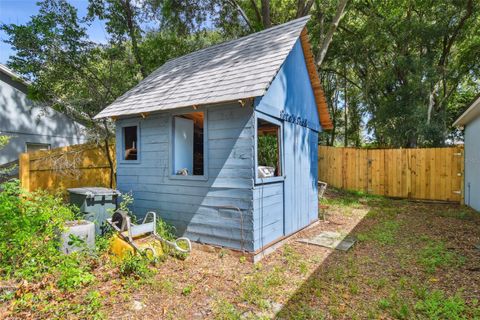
56;255;96;290
0;180;76;280
118;252;153;278
0;180;105;293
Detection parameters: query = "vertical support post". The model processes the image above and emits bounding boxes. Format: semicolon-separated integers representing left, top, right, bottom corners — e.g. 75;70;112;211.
459;146;465;205
19;152;30;192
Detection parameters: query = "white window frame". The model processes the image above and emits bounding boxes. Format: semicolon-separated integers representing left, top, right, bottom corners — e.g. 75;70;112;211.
169;108;208;181
254;112;285;185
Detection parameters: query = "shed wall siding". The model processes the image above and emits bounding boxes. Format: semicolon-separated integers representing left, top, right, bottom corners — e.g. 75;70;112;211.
252;37;319;251
254;39;320;132
465;117;480;211
116;103;255;251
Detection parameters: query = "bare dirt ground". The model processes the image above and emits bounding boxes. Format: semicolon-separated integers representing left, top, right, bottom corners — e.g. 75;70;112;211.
2;189;480;319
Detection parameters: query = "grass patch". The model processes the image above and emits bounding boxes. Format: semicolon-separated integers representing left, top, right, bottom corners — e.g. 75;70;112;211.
357;220;400;245
213;299;241;320
418;240;464;273
239;267;284;310
414;290;477;320
437;208;476;221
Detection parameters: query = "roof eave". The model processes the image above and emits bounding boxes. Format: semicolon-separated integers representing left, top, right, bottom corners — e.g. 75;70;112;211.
0;64;31;86
453;94;480;127
299;28;333;131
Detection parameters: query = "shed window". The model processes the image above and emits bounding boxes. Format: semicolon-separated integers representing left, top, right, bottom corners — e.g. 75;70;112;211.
257;118;282;178
173;112;204;176
123;126;138;160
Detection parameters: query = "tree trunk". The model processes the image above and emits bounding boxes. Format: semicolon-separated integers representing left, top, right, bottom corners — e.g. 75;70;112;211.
123;0;146;78
261;0;271;28
296;0;315;18
249;0;263;25
316;0;348;67
102;120;115;188
227;0;254;31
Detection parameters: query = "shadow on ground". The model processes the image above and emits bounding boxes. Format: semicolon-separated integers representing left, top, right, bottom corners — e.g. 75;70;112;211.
275;191;480;319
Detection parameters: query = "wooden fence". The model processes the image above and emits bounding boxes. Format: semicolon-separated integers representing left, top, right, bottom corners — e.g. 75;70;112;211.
318;146;464;202
19;143;116;192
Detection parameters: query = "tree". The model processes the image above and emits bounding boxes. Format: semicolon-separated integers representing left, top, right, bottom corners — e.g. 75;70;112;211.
1;0;140;186
318;0;480;147
87;0;147;77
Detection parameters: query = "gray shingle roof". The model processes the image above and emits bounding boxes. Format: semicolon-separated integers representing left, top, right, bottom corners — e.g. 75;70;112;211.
94;16;310;119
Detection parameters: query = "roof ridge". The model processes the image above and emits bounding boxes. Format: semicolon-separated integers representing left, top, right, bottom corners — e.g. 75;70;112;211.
95;16;311;119
163;16;310;66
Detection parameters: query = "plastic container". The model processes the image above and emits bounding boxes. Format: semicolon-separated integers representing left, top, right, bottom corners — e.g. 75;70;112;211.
68;187;120;235
60;220;95;254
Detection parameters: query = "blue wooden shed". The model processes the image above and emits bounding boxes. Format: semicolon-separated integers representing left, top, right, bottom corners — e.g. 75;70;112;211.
95;16;333;256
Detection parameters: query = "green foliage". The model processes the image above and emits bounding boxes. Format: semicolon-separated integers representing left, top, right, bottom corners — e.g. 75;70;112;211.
56;256;96;290
318;0;480;147
118;252;153;278
213;299;241;320
156;217;177;241
239;267;283;310
181;284;194;296
418;240;463;273
0;135;9;148
357;220;400;245
257;134;279;169
0;180;106;294
2;0;479;149
414;290;470;320
0;180;75;280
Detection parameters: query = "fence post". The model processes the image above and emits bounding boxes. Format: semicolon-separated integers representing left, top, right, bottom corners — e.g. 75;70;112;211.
459;146;465;205
19;153;30;192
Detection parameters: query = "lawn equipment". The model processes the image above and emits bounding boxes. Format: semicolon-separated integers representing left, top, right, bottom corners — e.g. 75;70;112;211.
107;210;191;260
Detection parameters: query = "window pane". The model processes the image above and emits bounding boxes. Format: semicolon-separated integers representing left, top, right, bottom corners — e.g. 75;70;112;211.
257;119;281;178
26;143;50;153
173;112;204;176
124;126;137;160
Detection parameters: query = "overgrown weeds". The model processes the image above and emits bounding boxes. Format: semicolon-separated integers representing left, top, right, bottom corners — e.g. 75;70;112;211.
117;252;155;279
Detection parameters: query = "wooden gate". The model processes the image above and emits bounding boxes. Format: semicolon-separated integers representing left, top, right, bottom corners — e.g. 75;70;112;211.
318;146;464;202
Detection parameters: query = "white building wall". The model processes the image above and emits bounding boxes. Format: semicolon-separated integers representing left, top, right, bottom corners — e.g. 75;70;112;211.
464;116;480;211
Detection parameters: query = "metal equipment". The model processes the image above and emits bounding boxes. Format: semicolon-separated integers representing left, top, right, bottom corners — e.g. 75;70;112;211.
107;210;191;259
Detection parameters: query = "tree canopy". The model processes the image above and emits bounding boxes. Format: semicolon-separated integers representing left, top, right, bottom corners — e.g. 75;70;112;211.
2;0;479;148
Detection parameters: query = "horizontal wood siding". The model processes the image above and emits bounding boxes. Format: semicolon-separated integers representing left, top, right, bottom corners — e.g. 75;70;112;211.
253;182;284;250
318;146;464;202
116;103;255;251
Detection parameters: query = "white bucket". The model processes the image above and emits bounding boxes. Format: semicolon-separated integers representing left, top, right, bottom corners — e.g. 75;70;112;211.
60;220;95;254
